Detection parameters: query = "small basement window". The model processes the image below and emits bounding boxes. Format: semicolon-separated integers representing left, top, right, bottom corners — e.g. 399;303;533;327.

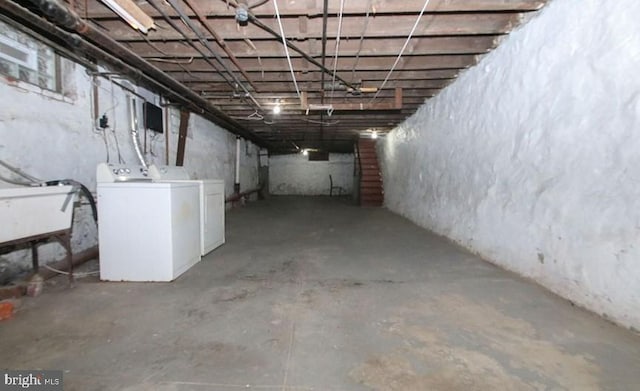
0;20;58;91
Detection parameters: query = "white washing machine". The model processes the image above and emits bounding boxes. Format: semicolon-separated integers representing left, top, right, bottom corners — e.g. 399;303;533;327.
148;165;225;256
96;163;201;281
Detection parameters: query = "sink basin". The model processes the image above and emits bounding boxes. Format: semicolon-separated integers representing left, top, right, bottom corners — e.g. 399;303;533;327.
0;185;75;244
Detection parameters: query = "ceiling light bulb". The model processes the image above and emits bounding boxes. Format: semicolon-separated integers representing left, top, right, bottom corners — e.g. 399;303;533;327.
273;104;281;114
371;131;378;139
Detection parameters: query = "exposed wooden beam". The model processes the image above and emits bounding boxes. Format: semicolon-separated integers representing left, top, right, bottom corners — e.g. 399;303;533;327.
205;92;438;105
151;55;479;72
94;14;521;41
127;36;500;57
71;0;551;152
84;0;546;19
189;79;450;92
171;69;460;83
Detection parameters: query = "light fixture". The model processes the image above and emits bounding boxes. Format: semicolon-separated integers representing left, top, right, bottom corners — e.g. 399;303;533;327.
371;130;378;139
235;0;249;26
100;0;155;34
302;149;309;156
273;100;282;115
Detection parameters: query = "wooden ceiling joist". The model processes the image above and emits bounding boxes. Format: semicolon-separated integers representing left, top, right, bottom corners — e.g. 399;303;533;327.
67;0;551;151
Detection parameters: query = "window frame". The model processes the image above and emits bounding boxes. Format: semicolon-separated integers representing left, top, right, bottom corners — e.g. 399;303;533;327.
0;19;61;93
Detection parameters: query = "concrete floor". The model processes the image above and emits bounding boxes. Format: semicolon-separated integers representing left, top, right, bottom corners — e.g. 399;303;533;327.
1;196;640;390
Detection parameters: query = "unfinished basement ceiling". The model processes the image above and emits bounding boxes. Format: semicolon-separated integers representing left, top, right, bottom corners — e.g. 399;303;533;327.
47;0;550;151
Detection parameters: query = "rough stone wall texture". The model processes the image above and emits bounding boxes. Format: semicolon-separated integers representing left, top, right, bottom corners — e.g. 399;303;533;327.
269;153;354;195
179;113;259;193
379;0;640;330
0;58;258;278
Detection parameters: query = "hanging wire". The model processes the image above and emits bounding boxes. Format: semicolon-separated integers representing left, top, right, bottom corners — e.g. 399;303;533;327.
329;0;346;102
140;30;169;55
87;74;110;162
369;0;431;104
43;264;100;277
351;0;373;83
230;110;265;121
273;0;302;103
147;57;195;64
304;118;340;126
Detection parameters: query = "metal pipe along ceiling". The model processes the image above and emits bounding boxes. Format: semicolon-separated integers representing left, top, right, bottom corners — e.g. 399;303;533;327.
182;0;258;92
159;0;262;109
147;0;230;85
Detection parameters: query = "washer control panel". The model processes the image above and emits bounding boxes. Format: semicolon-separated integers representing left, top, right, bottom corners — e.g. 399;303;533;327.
97;163;152;183
148;165;191;180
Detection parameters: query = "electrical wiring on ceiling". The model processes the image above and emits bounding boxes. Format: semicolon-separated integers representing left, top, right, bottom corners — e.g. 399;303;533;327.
183;0;258;95
329;0;346;102
147;1;231;85
147;0;263;110
146;57;195;64
369;0;432;104
140;30;168;56
243;38;265;79
230;110;264;121
320;0;328;105
273;0;302;104
304;118;340;126
351;0;373;83
168;0;261;109
245;6;358;92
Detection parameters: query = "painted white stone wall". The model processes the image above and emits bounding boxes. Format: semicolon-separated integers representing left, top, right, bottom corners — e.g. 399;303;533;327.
269;153;354;195
379;0;640;330
0;53;258;279
178;113;259;193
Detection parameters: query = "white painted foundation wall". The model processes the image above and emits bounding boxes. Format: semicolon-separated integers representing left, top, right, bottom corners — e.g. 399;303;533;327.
269;153;353;195
0;55;258;279
379;0;640;330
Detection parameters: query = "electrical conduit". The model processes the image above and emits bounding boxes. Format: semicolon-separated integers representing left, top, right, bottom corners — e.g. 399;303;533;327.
127;95;148;169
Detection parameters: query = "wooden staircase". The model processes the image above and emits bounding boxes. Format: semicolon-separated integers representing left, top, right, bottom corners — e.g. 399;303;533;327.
357;139;384;207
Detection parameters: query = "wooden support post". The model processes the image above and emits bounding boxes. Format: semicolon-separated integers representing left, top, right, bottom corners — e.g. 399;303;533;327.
176;109;190;166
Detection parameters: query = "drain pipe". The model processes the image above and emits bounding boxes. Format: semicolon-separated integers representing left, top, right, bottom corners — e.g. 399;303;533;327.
127;95;148;169
235;136;241;194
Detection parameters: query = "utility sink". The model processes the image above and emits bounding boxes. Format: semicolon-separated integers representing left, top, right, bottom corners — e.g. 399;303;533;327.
0;185;75;244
